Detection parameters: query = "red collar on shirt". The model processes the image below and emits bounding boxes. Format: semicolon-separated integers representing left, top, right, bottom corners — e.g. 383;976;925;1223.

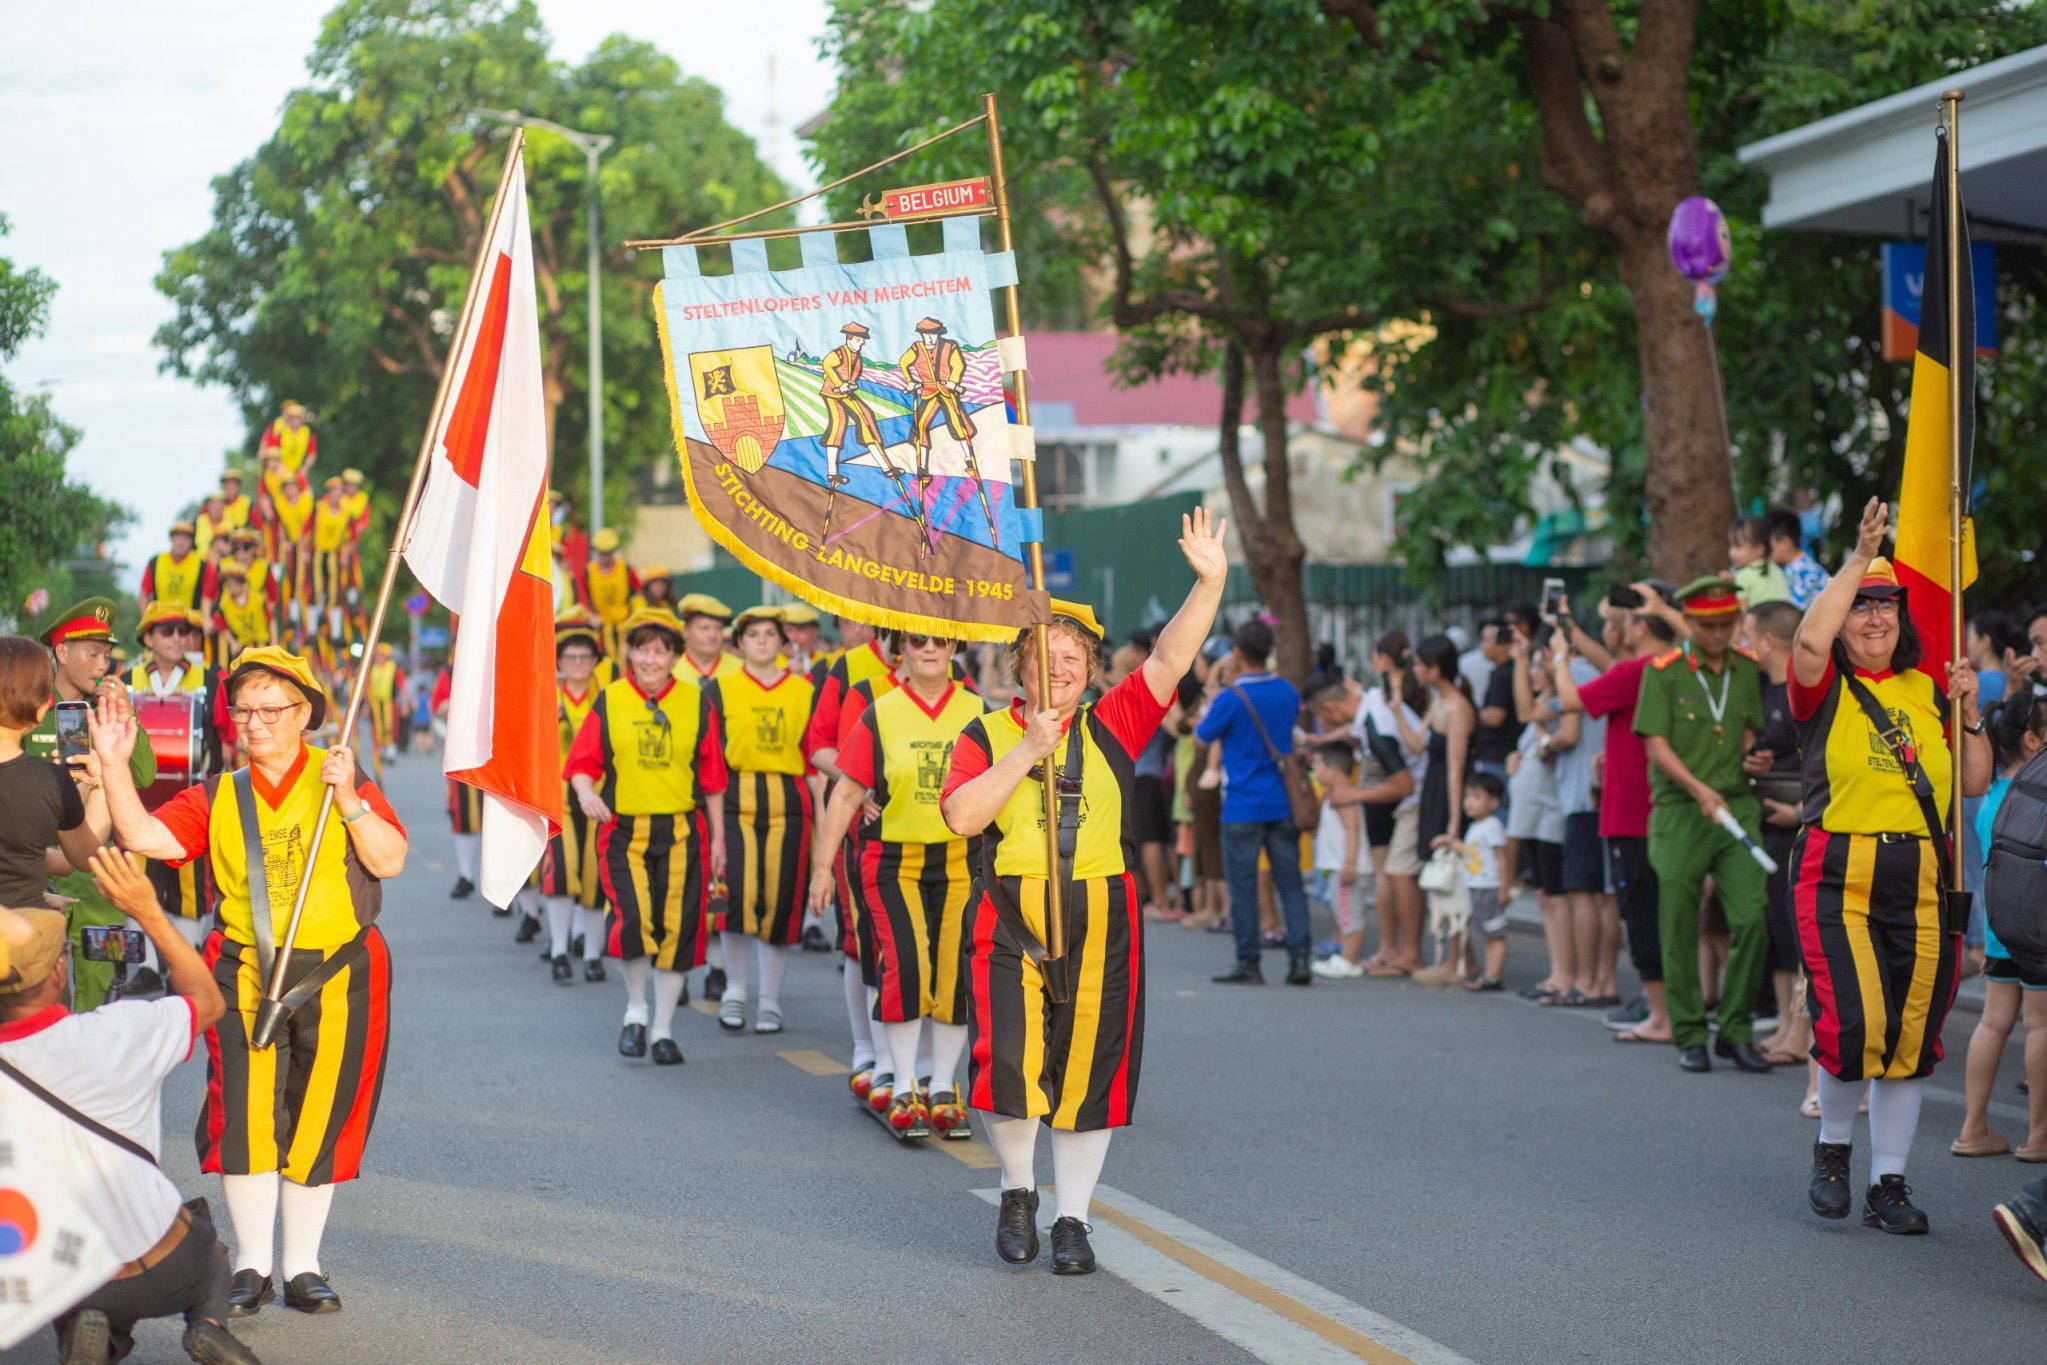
902;682;958;720
626;673;678;704
0;1004;69;1042
1005;698;1077;735
250;745;311;808
1851;665;1895;683
743;668;792;691
682;654;724;680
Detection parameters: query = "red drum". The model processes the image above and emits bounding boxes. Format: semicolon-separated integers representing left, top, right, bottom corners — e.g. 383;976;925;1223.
135;694;205;812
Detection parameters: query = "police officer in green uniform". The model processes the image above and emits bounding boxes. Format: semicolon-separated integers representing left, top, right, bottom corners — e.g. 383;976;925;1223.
24;597;159;1011
1633;576;1772;1075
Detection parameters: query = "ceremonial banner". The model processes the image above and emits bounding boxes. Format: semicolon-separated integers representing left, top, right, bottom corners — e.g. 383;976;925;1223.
653;223;1048;640
1894;133;1977;684
404;155;562;905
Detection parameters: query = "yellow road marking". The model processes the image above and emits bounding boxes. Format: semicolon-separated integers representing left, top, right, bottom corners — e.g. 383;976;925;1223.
776;1049;844;1076
1088;1200;1417;1364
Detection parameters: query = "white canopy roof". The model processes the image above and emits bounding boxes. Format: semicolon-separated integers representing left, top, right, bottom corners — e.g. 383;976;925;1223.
1736;45;2047;237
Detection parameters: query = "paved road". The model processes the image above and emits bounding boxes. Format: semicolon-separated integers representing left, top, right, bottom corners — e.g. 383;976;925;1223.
16;756;2046;1363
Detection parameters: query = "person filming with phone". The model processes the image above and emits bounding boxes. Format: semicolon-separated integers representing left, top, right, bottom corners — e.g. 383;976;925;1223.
0;848;257;1364
0;635;110;910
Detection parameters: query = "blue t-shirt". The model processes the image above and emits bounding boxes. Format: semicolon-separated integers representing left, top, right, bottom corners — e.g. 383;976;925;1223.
1979;775;2013;960
1195;673;1301;823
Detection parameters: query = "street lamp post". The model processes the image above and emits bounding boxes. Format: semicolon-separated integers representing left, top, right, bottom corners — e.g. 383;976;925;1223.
472;108;616;532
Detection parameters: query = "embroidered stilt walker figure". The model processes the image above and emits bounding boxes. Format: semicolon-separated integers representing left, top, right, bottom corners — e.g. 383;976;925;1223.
898;317;997;549
818;321;925;547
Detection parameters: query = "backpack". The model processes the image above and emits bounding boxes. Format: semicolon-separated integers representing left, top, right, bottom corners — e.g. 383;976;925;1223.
1984;753;2047;976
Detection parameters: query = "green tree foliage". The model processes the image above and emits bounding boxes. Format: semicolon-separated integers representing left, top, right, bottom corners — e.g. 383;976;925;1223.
155;0;786;537
0;216;131;631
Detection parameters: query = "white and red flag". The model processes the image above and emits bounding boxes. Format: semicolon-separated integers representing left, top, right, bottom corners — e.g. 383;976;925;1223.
403;152;561;905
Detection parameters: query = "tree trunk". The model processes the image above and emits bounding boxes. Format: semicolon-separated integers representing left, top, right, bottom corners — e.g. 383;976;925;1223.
1214;342;1312;683
1614;230;1732;582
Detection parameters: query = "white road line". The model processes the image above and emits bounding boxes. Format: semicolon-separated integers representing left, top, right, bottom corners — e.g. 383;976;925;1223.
972;1186;1473;1365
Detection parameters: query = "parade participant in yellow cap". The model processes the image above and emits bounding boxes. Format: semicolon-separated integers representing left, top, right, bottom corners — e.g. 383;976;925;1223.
139;521;217;618
564;608;728;1064
268;474;316;637
940;508;1227;1275
309;477;354;637
339;469;370;537
219;467;252;530
672;593;740;690
578;528;638;659
365;642;404;765
631;564;676;614
258;399;317;476
542;611;610;984
215;561;273;657
778;601;824;675
95;645;408;1316
705;608;816;1033
195;490;234;555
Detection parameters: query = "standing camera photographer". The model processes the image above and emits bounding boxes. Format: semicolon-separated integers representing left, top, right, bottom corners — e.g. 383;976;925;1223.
0;849;256;1364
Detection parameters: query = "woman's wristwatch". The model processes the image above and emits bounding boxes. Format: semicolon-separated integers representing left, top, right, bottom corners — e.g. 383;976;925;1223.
1963;717;1986;736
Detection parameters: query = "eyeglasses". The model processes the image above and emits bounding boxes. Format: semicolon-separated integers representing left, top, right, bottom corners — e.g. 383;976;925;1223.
229;702;307;725
901;634;947;649
644;695;672;731
1849;598;1900;616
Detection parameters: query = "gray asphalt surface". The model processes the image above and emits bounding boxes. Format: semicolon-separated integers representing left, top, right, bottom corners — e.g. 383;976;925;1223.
15;755;2046;1363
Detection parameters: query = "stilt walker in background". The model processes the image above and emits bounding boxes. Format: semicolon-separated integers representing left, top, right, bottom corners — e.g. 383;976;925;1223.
564;607;728;1065
812;630;985;1139
706;607;816;1034
940;511;1227;1274
215;561;275;659
579;528;638;660
365;642;404;764
94;647;407;1318
545;610;610;984
310;477;353;644
257;399;318;478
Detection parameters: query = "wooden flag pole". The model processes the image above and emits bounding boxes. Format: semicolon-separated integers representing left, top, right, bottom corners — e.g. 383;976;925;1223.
251;130;527;1048
983;92;1069;1004
1942;89;1966;896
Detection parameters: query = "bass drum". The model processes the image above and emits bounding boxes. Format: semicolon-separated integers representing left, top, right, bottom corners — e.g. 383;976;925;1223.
134;693;205;812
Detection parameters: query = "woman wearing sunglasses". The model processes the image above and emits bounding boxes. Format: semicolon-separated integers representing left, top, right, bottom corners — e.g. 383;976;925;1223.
93;644;408;1318
809;627;986;1139
706;606;816;1034
1791;497;1991;1235
941;508;1229;1275
564;606;728;1066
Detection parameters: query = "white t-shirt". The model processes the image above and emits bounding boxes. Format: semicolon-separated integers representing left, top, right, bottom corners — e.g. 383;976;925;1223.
0;998;196;1261
1461;813;1507;888
1313;796;1360;871
1353;687;1426;814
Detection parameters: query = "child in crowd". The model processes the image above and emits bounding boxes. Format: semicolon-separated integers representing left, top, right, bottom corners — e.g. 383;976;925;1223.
1457;772;1510;991
1728;516;1792;609
1309;740;1366;977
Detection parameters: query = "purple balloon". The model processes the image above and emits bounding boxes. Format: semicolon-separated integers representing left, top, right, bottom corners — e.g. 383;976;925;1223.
1667;196;1731;286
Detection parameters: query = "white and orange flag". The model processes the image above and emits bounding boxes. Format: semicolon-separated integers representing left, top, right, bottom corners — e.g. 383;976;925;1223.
403;152;561;905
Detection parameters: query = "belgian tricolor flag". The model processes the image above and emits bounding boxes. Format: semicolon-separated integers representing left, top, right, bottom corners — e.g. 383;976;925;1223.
1893;131;1976;684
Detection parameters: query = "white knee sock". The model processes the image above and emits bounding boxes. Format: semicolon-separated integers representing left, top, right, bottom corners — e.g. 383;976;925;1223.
928;1021;969;1096
575;906;607;963
452;833;481;882
622;957;652;1026
757;942;788;1012
545;896;575;958
651;969;686;1042
1816;1070;1866;1147
705;934;725;971
220;1172;278;1275
844;967;875;1070
1050;1128;1113;1224
882;1019;924;1092
916;1021;935;1085
1868;1076;1927;1180
513;886;541;919
985;1114;1039;1192
719;932;749;1002
826;444;841;480
279;1179;336;1278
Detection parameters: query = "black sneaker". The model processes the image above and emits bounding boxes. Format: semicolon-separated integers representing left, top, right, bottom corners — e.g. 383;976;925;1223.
704;966;728;1001
57;1308;109;1365
450;876;475;899
619;1023;647;1057
1809;1141;1852;1219
997;1187;1040;1263
1050;1216;1097;1275
1993;1179;2047;1285
1603;996;1651;1030
182;1320;260;1365
1285;953;1313;986
1863;1175;1930;1234
551;954;574;984
1212;960;1264;985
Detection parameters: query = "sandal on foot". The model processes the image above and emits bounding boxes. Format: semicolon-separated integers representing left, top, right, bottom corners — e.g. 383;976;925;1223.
1461;975;1503;992
1539;989;1590;1008
1613;1029;1671;1044
1364;963;1412;978
1952;1131;2012;1158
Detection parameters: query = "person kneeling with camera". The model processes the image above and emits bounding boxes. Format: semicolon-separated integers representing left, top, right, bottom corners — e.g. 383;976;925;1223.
0;851;257;1364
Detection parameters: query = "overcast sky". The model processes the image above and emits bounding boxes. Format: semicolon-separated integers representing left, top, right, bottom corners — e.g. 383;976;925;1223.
0;1;835;575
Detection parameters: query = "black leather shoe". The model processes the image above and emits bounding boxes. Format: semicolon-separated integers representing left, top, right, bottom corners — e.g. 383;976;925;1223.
1810;1140;1853;1219
802;924;832;952
183;1320;260;1365
651;1037;685;1065
58;1308;109;1365
704;966;728;1000
1285;953;1313;986
619;1023;647;1057
1714;1038;1772;1073
997;1187;1040;1263
450;876;475;899
1050;1216;1097;1275
1863;1175;1930;1234
283;1270;342;1313
551;954;574;984
1676;1044;1712;1073
514;914;540;943
225;1269;273;1318
584;959;607;983
1212;960;1264;985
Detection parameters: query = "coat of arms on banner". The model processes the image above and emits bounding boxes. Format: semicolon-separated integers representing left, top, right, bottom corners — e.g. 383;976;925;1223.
652;221;1047;640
